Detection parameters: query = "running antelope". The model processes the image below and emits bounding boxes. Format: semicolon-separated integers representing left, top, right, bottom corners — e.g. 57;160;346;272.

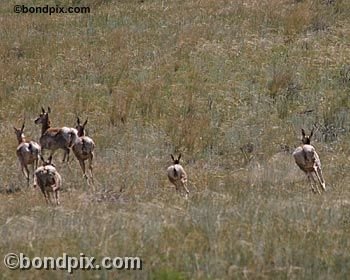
72;117;95;183
34;155;61;205
167;154;189;197
14;122;41;187
292;128;326;194
34;107;78;162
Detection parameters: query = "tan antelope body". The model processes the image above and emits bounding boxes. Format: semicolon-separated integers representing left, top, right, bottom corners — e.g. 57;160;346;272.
293;128;326;194
34;156;61;205
72;117;95;183
14;123;41;186
167;154;189;197
34;107;78;162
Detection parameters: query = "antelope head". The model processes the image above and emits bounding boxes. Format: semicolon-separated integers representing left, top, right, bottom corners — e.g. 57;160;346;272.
76;117;88;137
13;122;25;143
34;106;51;125
40;155;55;167
301;128;314;145
171;154;182;164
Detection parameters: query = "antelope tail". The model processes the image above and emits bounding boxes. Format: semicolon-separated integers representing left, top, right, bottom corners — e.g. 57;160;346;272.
28;143;33;154
82;138;88;155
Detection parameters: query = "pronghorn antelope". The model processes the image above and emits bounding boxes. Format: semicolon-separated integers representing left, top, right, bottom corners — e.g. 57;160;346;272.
34;155;61;205
167;154;189;197
14;122;41;187
292;128;326;194
34;107;78;162
72;117;95;183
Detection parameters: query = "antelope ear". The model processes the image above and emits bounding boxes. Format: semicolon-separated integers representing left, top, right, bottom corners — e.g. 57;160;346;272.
310;127;314;138
47;107;51;113
40;155;45;163
178;153;182;161
301;129;306;137
83;119;88;127
77;117;81;125
41;106;45;113
13;126;18;132
48;155;52;163
171;154;175;161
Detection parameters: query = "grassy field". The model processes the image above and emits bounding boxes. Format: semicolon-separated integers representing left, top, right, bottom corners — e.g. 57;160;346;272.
1;0;350;279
